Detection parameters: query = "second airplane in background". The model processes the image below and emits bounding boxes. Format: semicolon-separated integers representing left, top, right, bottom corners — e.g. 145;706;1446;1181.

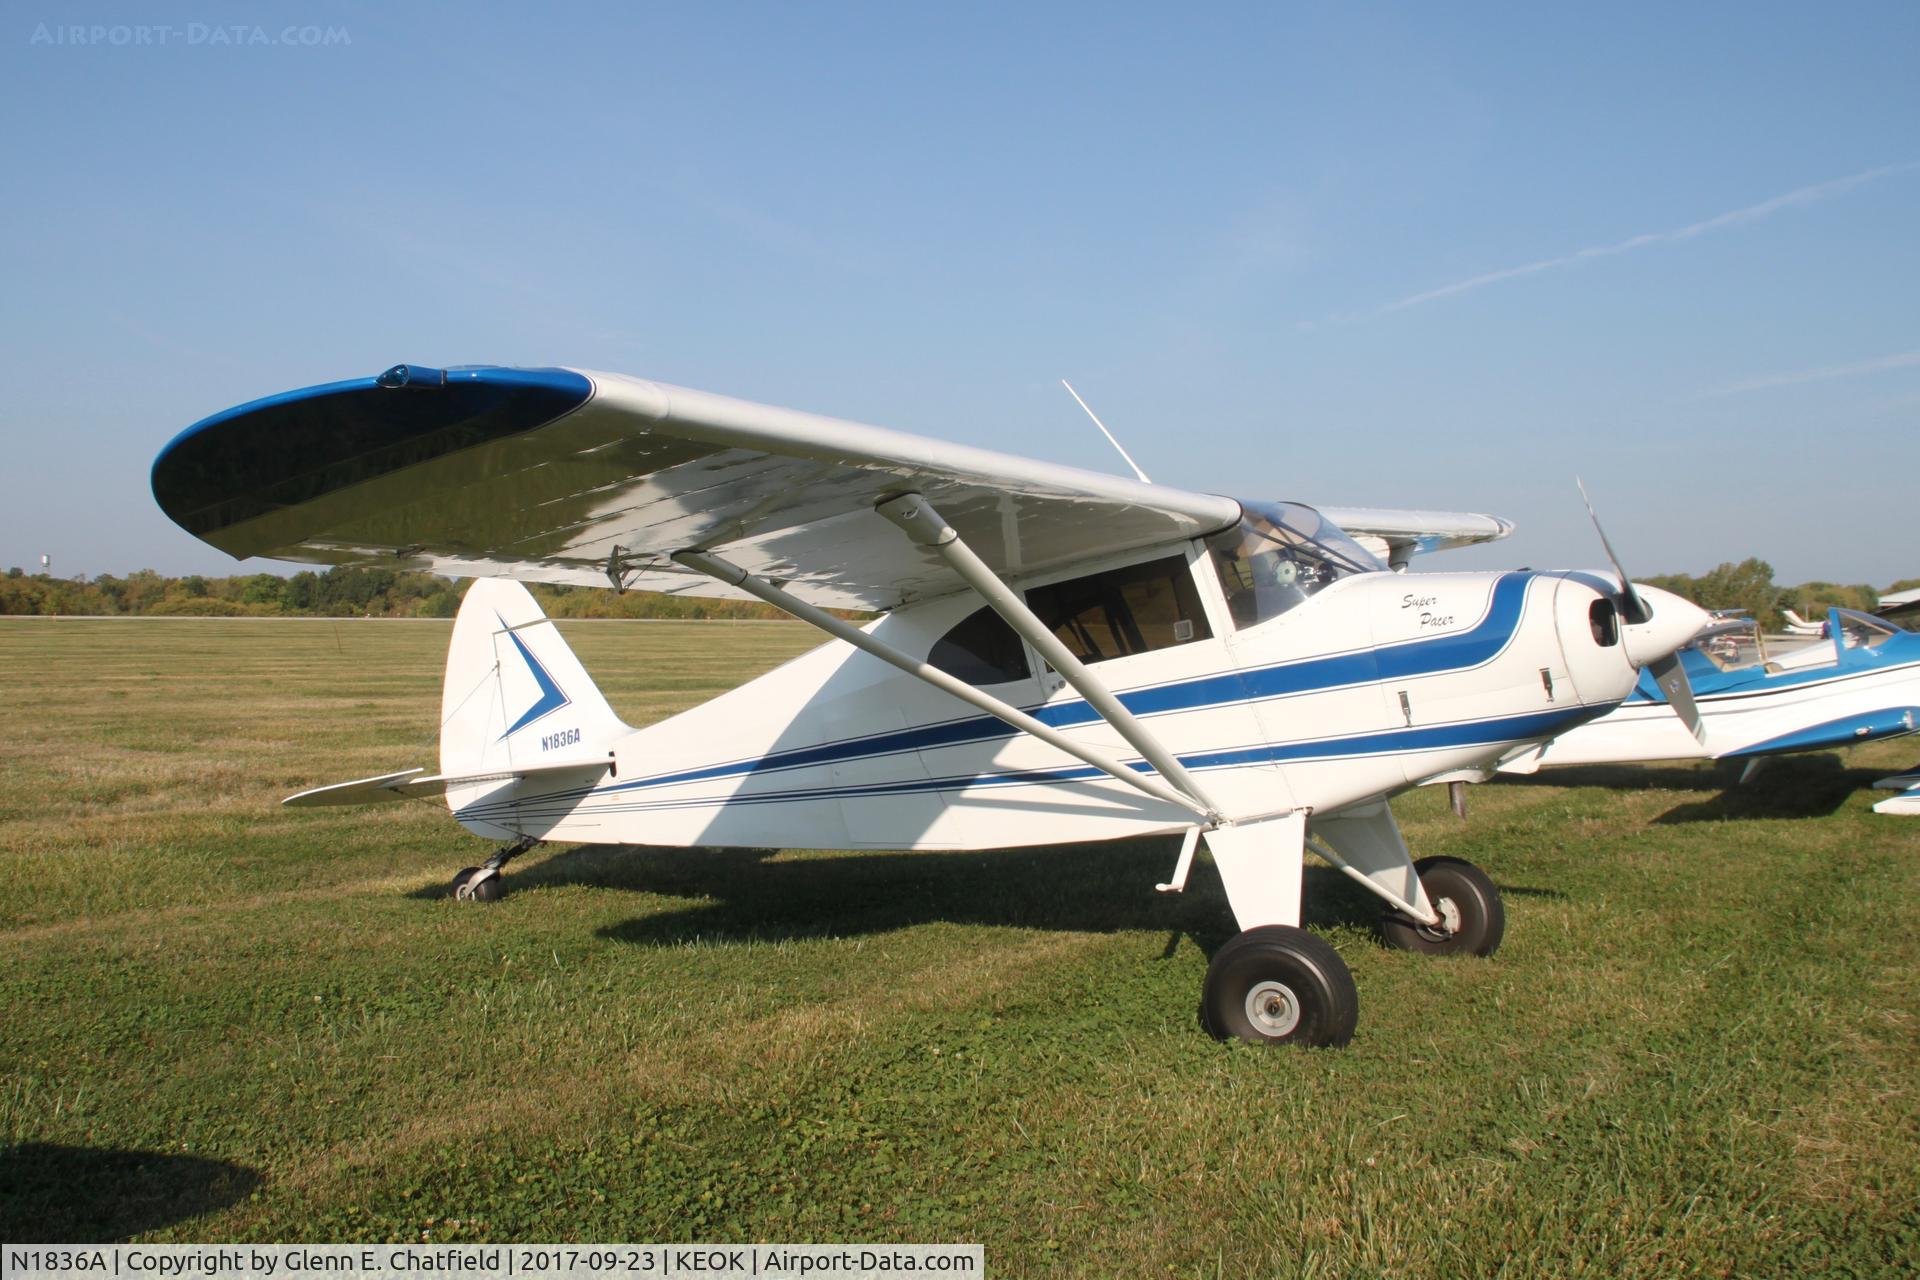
1496;607;1920;814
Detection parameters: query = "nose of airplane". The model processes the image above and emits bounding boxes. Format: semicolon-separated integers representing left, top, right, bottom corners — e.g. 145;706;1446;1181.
1620;584;1711;669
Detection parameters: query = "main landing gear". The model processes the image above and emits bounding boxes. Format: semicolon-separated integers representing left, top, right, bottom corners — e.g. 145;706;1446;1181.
450;836;539;902
1198;833;1505;1048
1202;926;1359;1047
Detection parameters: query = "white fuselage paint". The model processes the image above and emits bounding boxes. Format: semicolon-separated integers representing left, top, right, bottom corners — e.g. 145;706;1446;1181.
443;554;1684;851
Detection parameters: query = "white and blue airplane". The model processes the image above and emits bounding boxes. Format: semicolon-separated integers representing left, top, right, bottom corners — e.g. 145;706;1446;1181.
1495;608;1920;814
151;364;1707;1047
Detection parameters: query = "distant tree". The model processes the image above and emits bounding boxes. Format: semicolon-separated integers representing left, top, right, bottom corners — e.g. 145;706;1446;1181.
1780;581;1877;617
1644;558;1783;629
284;571;320;613
0;576;47;614
119;570;169;613
419;587;460;618
238;573;285;607
0;567;823;621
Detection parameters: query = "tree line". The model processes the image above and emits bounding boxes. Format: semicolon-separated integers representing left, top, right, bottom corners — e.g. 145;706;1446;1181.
0;566;795;620
3;559;1915;628
1639;559;1916;630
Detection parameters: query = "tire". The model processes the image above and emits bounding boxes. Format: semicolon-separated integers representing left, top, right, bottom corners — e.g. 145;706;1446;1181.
450;867;480;897
1201;925;1359;1048
1379;856;1504;957
467;874;507;903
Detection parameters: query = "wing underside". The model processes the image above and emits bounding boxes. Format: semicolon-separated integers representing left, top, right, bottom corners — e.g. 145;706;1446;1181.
154;366;1245;611
155;365;1515;609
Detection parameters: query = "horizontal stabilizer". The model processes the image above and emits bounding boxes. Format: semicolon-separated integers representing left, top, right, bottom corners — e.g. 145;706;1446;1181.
1873;784;1920;816
283;769;427;807
284;757;612;808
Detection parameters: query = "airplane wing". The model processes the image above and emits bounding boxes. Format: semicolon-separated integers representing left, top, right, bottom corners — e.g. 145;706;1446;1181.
1317;506;1515;567
154;365;1246;612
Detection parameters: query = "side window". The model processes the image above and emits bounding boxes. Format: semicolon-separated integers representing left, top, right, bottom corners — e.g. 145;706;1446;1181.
928;606;1031;685
1024;555;1211;664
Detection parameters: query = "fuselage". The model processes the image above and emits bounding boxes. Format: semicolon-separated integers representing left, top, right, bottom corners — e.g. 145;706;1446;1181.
447;536;1701;849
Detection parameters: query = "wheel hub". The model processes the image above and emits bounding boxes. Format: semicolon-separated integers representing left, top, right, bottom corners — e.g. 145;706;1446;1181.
1244;980;1301;1037
1415;894;1463;942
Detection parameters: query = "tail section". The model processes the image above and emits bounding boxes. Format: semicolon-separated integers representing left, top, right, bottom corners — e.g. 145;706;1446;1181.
441;578;630;780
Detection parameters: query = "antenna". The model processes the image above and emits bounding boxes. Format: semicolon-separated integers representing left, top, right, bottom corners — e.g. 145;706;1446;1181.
1060;379;1151;484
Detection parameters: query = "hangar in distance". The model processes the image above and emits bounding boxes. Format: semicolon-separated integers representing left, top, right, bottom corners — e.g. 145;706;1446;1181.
151;364;1706;1047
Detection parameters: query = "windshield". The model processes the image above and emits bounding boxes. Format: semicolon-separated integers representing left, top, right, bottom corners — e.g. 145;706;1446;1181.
1209;501;1384;628
1690;616;1763;671
1835;608;1900;652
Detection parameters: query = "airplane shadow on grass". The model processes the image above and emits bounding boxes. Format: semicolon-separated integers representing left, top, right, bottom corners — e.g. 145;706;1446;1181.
1497;753;1877;823
0;1143;261;1241
487;836;1396;956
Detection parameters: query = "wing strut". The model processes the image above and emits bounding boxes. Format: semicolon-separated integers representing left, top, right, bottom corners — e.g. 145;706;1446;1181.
669;549;1211;820
875;492;1225;823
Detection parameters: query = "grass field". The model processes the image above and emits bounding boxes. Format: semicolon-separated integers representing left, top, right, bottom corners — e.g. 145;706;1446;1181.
2;616;1917;1275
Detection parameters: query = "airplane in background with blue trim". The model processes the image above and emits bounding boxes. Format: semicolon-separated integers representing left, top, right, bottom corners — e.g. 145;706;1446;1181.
1495;607;1920;814
152;363;1708;1048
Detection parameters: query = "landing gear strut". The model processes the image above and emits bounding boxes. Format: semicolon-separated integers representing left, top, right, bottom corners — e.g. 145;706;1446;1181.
451;836;539;902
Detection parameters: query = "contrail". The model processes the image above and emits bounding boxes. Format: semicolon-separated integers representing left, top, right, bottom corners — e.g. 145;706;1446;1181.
1696;348;1920;399
1363;161;1918;319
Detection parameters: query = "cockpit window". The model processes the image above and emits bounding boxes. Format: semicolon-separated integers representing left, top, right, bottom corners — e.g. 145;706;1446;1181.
1835;609;1899;651
928;606;1031;685
1690;617;1759;671
1025;555;1211;665
1209;501;1384;628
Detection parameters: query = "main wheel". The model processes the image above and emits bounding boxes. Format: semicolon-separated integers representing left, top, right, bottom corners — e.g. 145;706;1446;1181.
450;867;479;897
1379;856;1504;957
1201;926;1359;1048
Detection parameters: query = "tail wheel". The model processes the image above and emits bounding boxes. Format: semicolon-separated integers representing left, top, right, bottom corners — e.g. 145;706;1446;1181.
1379;856;1504;957
450;867;508;902
1201;925;1359;1048
467;875;507;902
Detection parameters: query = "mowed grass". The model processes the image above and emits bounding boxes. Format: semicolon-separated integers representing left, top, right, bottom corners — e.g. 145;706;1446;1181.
2;617;1918;1276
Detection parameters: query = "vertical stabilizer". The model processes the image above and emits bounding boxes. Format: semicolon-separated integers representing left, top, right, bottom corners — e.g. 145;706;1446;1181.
440;578;630;780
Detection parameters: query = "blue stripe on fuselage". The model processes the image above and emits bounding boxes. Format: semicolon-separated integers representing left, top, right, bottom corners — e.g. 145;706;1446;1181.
623;571;1528;788
453;704;1596;823
478;572;1536;810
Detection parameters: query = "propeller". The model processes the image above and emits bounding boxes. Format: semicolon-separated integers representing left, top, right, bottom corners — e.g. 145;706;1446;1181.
1577;480;1708;744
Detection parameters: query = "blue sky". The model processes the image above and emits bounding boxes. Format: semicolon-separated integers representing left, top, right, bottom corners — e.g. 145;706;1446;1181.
4;2;1916;586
